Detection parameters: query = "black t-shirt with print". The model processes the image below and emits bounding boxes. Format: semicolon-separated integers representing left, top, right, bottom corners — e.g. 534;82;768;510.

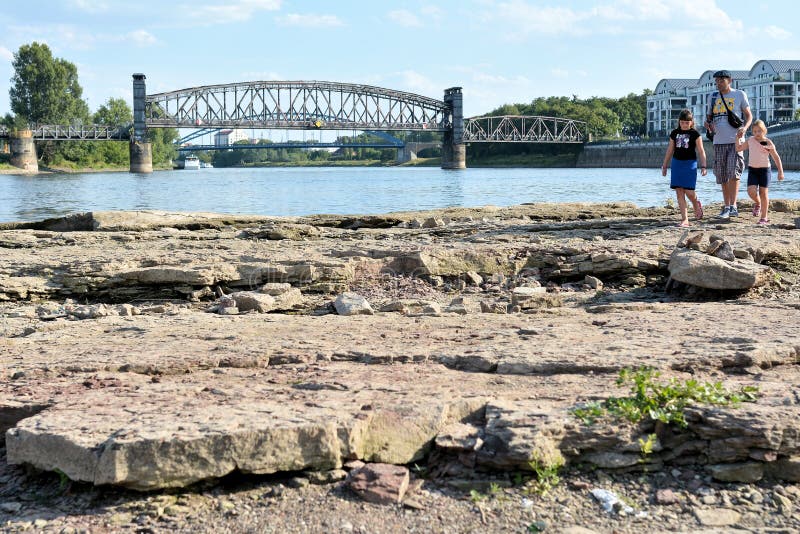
669;128;700;161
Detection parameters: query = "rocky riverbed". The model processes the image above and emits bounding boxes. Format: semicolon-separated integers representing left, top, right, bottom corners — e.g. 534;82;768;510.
1;201;800;533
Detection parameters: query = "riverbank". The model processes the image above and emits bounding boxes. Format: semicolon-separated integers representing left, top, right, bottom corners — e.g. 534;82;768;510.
2;202;799;532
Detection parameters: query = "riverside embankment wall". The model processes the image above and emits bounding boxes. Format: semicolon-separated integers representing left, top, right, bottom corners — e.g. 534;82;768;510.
577;130;800;170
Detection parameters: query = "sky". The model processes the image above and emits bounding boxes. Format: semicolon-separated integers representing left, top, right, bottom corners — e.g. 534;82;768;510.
0;0;798;119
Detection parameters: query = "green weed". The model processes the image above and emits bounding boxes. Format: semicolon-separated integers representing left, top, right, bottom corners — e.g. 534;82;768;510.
54;468;71;492
469;489;487;503
570;367;759;428
525;452;565;496
638;433;657;456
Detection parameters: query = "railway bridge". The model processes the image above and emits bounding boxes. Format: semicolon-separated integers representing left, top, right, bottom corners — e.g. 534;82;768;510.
2;74;585;173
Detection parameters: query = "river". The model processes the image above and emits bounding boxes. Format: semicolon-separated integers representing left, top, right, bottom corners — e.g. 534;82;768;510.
2;166;800;223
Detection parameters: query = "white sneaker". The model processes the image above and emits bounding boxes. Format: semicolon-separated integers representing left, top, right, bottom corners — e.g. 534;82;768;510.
729;206;739;217
717;206;731;219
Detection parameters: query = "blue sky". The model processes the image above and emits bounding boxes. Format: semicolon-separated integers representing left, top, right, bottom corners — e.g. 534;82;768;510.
1;0;798;119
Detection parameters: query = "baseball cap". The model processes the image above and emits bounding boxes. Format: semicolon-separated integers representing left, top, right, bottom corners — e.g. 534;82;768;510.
713;70;732;79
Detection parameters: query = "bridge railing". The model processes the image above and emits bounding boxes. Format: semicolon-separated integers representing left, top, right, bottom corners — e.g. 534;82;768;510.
463;115;585;143
0;125;131;141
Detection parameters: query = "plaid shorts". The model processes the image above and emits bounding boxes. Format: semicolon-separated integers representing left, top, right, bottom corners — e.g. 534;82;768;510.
713;143;745;184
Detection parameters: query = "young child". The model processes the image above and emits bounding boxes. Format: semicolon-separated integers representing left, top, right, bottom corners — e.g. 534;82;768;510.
735;119;785;225
661;109;707;227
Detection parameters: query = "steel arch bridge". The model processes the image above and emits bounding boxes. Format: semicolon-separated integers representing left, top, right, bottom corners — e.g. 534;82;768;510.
142;81;452;132
463;115;584;143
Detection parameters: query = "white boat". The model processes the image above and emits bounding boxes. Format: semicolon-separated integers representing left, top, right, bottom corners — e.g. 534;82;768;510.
183;155;200;170
200;161;214;168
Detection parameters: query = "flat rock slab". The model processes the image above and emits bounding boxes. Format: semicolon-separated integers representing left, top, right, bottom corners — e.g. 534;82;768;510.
4;307;800;490
5;364;493;490
2;204;800;492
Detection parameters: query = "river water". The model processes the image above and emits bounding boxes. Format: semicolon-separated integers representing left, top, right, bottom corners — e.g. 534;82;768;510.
2;166;800;223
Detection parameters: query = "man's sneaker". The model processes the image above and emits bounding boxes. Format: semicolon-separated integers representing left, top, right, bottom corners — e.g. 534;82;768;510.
729;206;739;217
717;206;731;219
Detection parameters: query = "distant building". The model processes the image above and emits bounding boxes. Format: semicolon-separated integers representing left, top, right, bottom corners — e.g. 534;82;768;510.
647;60;800;137
214;129;250;146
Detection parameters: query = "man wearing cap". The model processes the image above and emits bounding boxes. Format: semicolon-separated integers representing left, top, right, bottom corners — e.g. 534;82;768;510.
704;70;752;218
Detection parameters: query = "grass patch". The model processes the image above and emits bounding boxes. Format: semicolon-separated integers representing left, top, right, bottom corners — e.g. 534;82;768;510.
571;367;759;427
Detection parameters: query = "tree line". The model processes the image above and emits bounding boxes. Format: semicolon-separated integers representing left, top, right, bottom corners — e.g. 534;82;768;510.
2;42;177;168
487;92;651;139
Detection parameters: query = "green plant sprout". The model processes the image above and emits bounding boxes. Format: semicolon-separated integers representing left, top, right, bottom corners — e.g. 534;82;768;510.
638;433;657;456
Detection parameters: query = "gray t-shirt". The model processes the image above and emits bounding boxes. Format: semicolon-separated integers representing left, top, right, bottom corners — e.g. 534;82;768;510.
708;89;749;144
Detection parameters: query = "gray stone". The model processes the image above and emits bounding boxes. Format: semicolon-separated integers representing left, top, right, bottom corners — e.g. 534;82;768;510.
229;291;276;313
463;271;483;286
584;275;603;289
668;248;773;289
707;240;735;261
445;296;480;315
69;304;110;320
693;507;741;527
434;423;483;452
421;217;445;228
114;303;140;316
764;456;800;481
684;231;705;245
479;300;507;314
333;292;374;316
773;492;793;517
510;286;550;309
260;282;293;295
707;462;764;483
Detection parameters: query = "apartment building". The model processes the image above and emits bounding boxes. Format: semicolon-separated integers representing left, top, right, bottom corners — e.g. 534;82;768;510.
647;60;800;137
213;129;250;146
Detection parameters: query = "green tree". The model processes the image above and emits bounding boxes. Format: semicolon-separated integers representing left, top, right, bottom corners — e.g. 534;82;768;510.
10;42;90;126
148;128;179;166
93;98;132;128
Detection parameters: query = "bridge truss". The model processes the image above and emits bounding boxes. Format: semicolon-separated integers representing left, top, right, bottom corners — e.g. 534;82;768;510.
144;81;452;132
463;115;585;143
0;125;129;141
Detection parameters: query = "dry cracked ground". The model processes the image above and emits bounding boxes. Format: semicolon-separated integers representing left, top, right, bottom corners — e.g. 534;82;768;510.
1;201;800;533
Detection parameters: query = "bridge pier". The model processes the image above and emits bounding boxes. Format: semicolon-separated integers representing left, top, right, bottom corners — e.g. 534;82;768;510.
396;146;416;164
441;139;466;169
129;140;153;173
129;73;153;173
9;130;38;172
441;87;466;169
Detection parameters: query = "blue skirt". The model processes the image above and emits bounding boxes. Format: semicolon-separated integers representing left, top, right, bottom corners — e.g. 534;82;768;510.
670;158;698;190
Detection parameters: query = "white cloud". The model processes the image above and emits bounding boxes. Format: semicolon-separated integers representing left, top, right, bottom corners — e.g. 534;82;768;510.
763;25;791;40
275;13;344;27
388;9;422;28
0;46;13;61
125;30;158;47
8;24;92;51
397;70;439;96
421;6;444;18
67;0;111;13
491;2;584;36
186;0;281;24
